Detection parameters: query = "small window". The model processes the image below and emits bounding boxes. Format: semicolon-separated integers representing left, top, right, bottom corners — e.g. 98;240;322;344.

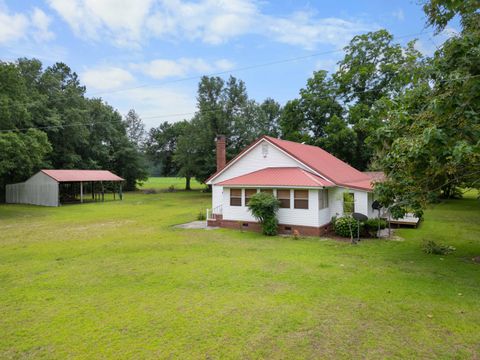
230;189;242;206
343;192;355;214
294;190;309;209
277;189;290;208
244;189;256;206
319;189;328;209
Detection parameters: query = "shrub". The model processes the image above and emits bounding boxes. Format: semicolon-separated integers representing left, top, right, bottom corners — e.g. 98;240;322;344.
247;192;280;236
364;218;387;237
197;210;206;221
334;216;361;238
166;185;175;192
422;240;456;255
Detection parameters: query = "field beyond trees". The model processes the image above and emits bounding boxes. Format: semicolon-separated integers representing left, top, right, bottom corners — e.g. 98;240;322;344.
0;179;479;359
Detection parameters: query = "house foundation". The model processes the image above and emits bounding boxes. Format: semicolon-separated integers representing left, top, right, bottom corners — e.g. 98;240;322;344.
208;216;332;237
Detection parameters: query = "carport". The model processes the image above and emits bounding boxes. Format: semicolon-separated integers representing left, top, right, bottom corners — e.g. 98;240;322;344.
6;169;124;207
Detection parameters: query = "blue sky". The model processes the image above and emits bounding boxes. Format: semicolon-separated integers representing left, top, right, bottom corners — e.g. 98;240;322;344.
0;0;458;128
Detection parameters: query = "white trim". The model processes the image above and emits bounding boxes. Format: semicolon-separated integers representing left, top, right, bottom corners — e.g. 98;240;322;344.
206;138;331;184
222;185;331;189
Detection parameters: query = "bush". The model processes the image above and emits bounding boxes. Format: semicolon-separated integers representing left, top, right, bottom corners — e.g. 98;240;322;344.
197;210;206;221
334;216;361;238
247;192;280;236
364;218;387;237
422;240;456;255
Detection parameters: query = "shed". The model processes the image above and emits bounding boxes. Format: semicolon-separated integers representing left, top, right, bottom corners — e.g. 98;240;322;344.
6;170;124;207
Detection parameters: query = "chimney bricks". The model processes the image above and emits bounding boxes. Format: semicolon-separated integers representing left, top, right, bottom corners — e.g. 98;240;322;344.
216;135;226;172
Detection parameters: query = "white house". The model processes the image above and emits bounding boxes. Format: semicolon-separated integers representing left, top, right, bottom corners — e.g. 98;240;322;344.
206;135;384;236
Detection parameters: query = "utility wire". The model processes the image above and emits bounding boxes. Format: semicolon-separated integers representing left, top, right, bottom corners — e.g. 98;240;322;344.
89;29;436;97
1;73;478;133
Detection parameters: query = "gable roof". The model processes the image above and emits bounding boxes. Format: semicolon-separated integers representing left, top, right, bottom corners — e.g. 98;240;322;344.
207;135;376;191
218;167;334;188
41;170;124;182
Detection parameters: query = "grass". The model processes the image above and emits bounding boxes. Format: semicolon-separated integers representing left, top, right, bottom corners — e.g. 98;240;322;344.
139;177;204;191
0;182;479;359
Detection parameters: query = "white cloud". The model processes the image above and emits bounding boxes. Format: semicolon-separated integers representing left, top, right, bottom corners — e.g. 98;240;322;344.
82;66;135;91
146;0;258;45
265;12;372;50
31;8;54;41
392;9;405;21
0;3;55;45
105;86;197;127
0;5;29;44
47;0;154;47
131;57;235;79
47;0;375;50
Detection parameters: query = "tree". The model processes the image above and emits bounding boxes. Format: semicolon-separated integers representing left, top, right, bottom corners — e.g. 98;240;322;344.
146;120;189;177
173;122;202;191
0;129;52;200
247;192;280;236
334;30;423;169
373;8;480;215
123;109;146;149
0;58;149;198
422;0;480;33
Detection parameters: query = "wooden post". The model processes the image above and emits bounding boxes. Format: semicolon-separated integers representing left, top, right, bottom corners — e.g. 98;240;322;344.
119;183;123;200
113;182;116;200
91;181;94;200
101;181;104;202
80;181;83;203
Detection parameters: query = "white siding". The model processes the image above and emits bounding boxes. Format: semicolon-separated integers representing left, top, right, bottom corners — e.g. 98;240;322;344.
211;139;310;184
222;187;322;227
327;187;370;218
6;172;59;207
211;184;223;210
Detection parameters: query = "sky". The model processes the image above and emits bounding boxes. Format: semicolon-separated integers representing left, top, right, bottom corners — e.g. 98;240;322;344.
0;0;458;129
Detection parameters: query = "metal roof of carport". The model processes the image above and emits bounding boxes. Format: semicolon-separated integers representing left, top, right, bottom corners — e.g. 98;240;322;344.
41;169;124;182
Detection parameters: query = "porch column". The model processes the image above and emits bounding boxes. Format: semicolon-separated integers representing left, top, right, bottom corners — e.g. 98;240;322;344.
119;183;123;200
80;181;83;203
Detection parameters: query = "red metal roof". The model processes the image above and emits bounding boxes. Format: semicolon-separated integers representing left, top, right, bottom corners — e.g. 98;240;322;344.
264;136;372;188
207;135;378;191
41;169;124;182
218;167;334;187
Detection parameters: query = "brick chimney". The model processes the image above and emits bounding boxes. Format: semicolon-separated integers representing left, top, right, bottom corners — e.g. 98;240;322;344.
216;135;226;172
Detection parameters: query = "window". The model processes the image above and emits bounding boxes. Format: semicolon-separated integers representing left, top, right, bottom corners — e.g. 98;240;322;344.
343;192;355;214
319;189;328;209
244;189;256;205
294;190;309;209
260;189;273;195
230;189;242;206
277;189;290;208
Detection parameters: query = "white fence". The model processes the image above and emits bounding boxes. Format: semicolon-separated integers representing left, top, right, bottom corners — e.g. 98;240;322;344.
6;182;59;207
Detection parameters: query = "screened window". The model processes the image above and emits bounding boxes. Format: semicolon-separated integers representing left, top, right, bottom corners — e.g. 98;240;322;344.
319;189;328;209
244;189;257;205
230;189;242;206
277;189;291;209
294;190;309;209
343;192;355;214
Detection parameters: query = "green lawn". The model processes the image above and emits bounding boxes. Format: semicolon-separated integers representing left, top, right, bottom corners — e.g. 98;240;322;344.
140;177;204;191
0;183;479;359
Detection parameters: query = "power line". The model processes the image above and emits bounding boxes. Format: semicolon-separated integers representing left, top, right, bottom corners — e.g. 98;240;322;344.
2;73;478;133
89;29;436;97
2;31;474;134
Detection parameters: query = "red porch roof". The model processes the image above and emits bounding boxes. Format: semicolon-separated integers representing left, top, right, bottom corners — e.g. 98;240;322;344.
217;167;334;188
41;170;124;182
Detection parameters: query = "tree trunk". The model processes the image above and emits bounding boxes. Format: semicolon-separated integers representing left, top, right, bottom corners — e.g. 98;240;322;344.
185;176;191;191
